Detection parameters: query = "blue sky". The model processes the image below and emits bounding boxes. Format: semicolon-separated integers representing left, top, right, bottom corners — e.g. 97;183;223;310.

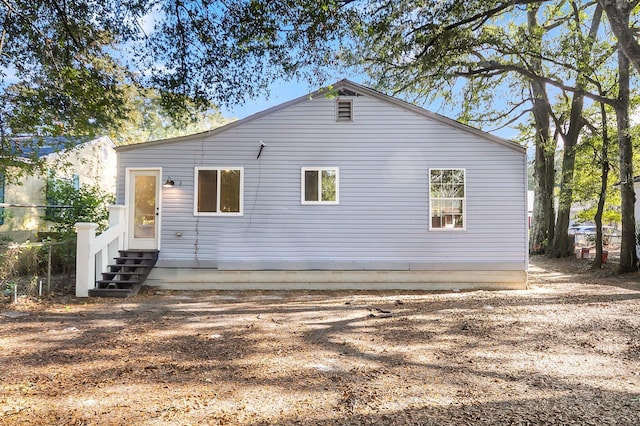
218;79;314;119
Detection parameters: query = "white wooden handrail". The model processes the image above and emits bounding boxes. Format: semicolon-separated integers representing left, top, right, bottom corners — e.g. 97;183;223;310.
75;205;126;297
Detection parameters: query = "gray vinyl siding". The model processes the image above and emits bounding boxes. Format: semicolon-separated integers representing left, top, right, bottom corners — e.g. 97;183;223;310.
117;93;527;271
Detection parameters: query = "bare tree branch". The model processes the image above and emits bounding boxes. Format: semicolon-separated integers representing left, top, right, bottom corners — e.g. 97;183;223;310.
598;0;640;75
454;61;616;107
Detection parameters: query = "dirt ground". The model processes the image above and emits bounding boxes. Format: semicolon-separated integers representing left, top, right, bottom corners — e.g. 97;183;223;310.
1;255;639;425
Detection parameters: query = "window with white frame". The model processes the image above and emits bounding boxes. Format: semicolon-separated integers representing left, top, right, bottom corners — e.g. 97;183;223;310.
301;167;339;204
429;168;465;230
195;167;244;215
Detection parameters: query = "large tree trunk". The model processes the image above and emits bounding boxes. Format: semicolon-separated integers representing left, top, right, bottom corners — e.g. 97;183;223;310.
615;48;637;272
549;4;601;258
529;93;555;254
592;102;610;269
549;114;582;258
527;5;556;254
549;90;587;258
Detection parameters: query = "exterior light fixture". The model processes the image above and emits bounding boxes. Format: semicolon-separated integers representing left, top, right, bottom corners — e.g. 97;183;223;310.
257;140;266;159
163;177;175;187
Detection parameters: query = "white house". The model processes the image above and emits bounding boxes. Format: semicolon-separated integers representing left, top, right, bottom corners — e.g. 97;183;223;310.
78;80;528;296
1;135;116;242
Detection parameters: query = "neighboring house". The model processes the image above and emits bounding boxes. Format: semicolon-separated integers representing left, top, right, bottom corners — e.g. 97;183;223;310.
105;79;528;291
527;190;534;228
0;135;117;242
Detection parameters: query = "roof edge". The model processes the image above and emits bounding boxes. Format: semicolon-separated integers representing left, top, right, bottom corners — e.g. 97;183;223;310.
332;80;525;154
117;79;525;155
116;89;326;152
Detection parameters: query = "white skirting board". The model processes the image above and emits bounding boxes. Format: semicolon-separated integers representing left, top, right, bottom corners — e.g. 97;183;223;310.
145;268;528;291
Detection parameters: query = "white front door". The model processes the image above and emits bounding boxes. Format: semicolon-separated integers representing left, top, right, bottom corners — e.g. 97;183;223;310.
127;169;160;250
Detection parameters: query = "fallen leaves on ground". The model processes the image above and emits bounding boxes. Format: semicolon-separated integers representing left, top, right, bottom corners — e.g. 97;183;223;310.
1;255;639;425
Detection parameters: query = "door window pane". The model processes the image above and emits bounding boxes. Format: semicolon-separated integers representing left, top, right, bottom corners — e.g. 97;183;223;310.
134;175;156;238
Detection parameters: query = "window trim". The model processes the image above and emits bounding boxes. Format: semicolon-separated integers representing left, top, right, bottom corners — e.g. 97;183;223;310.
428;168;466;231
194;166;244;216
301;167;340;205
335;98;353;122
101;146;110;162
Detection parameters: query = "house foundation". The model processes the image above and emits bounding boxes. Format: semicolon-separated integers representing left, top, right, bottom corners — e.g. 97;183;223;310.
145;268;528;291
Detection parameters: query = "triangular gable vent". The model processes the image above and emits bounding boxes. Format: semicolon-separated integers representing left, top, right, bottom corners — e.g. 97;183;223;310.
336;99;353;122
337;88;359;96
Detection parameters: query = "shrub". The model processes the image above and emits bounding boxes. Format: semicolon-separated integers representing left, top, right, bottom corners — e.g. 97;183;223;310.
43;179;114;273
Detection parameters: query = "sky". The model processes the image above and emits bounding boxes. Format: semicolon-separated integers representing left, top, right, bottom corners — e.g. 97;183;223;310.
218;79;317;119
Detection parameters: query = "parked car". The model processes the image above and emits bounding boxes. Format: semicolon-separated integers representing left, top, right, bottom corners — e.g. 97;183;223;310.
569;223;620;245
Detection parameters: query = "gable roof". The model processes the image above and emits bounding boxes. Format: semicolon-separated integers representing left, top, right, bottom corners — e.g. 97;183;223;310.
117;79;525;154
12;136;88;158
10;135;113;158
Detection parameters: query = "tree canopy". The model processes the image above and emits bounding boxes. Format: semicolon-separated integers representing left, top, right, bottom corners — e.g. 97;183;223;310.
0;1;356;175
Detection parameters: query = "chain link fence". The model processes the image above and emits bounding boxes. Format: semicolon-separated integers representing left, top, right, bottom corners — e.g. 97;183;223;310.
0;239;76;304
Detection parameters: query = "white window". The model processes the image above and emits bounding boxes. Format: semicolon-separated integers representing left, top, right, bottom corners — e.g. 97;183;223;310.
301;167;339;204
336;99;353;122
429;168;465;230
194;167;244;216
